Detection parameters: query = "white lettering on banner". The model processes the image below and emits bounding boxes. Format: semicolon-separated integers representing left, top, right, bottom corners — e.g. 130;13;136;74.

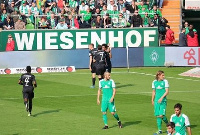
60;32;74;49
45;32;58;49
91;31;106;47
76;32;88;48
144;30;156;47
109;31;123;47
15;33;35;50
13;29;158;50
37;33;42;50
126;30;141;47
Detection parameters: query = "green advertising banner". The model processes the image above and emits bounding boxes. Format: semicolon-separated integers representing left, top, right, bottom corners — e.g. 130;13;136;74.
144;47;165;66
0;28;158;51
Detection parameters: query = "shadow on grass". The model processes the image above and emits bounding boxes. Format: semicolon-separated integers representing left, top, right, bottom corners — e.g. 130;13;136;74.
32;109;61;117
116;84;134;89
109;120;141;129
191;125;197;129
12;134;19;135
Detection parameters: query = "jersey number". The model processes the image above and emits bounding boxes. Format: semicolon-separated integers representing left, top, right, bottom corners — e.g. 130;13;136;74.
100;53;103;61
25;77;30;86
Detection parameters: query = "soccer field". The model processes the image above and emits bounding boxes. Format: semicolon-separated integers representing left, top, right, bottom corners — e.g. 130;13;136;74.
0;67;200;135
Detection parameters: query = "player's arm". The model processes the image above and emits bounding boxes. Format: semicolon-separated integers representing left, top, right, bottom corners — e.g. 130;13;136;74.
158;80;169;103
97;88;101;105
151;89;155;105
18;80;23;85
33;81;37;88
108;45;112;58
185;115;192;135
18;75;23;85
151;81;155;105
187;127;192;135
33;76;37;88
110;88;116;103
89;55;92;70
158;88;169;103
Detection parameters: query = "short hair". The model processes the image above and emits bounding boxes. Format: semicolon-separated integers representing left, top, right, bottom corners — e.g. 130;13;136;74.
174;103;182;110
26;66;31;73
97;45;102;50
182;28;186;31
155;70;164;80
167;122;175;128
89;43;94;47
102;43;107;48
166;25;170;29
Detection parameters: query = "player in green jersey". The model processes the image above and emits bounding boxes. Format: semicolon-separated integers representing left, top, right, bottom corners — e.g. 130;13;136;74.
97;72;122;129
170;103;192;135
152;70;169;134
167;122;181;135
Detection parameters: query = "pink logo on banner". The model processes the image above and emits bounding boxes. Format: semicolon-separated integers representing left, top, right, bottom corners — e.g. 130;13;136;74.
4;68;11;74
36;67;42;73
184;49;196;65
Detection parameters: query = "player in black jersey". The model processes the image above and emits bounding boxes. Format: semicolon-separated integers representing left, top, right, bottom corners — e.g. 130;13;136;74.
93;45;106;80
102;43;112;73
18;66;37;116
88;43;98;88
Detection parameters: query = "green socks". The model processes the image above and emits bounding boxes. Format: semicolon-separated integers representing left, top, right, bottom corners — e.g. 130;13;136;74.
113;113;120;121
156;117;162;130
162;115;168;124
103;114;108;125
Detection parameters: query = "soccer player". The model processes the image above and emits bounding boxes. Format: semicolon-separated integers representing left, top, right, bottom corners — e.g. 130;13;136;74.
170;103;192;135
167;122;181;135
152;70;169;134
102;43;112;73
18;66;37;116
93;45;106;80
97;72;122;129
88;43;97;88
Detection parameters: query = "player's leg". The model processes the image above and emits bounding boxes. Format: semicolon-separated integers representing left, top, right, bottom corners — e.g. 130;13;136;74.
90;64;96;88
96;64;102;81
107;64;112;73
28;98;32;116
160;101;168;124
154;102;162;134
101;101;108;129
108;101;122;128
28;91;34;116
23;91;29;112
98;64;106;80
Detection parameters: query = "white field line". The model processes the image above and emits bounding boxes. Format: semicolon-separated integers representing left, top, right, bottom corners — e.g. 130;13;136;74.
2;71;199;82
1;90;200;100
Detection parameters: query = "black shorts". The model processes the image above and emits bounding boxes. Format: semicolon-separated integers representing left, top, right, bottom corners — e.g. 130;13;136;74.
23;88;34;99
91;63;96;73
95;64;106;75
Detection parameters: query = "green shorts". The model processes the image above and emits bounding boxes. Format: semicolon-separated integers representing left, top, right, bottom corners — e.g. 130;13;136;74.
101;100;116;112
154;101;167;116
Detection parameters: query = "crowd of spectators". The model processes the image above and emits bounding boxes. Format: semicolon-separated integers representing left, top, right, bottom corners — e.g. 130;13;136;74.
0;0;167;30
178;21;199;47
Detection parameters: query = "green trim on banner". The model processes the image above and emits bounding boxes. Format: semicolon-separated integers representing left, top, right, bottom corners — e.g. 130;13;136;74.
0;28;158;51
144;47;165;66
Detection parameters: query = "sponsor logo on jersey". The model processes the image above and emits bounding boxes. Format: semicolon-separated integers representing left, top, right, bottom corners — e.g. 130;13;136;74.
156;85;163;89
103;85;110;88
175;122;181;127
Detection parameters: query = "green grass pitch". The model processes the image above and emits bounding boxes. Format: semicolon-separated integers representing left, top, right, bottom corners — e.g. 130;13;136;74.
0;67;200;135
